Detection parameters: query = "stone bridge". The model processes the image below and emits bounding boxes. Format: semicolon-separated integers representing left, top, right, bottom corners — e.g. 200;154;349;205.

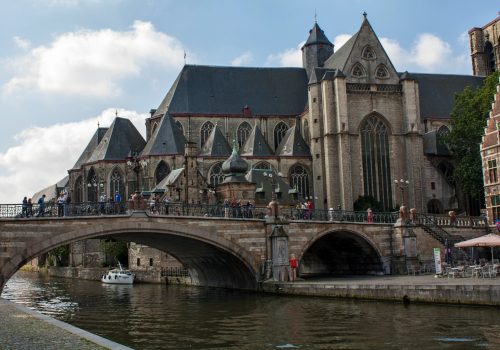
0;210;482;292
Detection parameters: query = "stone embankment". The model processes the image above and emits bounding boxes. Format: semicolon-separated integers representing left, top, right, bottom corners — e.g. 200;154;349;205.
262;275;500;306
0;299;132;350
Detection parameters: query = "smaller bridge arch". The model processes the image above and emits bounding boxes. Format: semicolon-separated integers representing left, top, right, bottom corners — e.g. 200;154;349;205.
298;228;385;277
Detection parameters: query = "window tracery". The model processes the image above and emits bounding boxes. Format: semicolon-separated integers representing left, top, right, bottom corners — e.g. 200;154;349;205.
274;122;289;150
200;121;214;147
237;122;252;148
289;164;310;199
209;162;224;186
351;63;366;78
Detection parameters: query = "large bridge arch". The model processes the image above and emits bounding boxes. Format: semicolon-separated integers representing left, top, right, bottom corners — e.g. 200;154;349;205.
1;216;261;292
298;228;385;277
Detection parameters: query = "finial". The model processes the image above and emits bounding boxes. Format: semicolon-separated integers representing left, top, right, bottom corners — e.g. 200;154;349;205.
184;50;187;65
115;109;118;117
232;138;238;154
363;12;367;19
314;8;317;23
97;121;100;128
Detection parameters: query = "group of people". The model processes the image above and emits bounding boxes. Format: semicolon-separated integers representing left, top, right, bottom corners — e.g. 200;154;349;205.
21;194;46;217
98;191;123;215
223;199;255;218
295;199;315;220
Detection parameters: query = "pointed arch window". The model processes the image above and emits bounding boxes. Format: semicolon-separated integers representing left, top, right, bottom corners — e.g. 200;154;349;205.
200;121;214;147
274;122;289;150
351;63;367;78
155;161;170;185
289;164;310;199
485;41;496;73
110;169;124;200
86;168;98;202
74;176;83;203
176;121;184;135
237;122;252;148
360;115;392;210
209;162;224;187
362;45;376;60
303;120;310;143
254;161;272;171
375;64;389;79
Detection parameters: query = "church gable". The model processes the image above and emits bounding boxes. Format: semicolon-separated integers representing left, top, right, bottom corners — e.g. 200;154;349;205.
325;16;399;84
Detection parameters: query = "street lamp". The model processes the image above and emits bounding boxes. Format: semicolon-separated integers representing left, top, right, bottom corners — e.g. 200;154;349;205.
126;152;148;193
263;171;283;202
394;178;410;206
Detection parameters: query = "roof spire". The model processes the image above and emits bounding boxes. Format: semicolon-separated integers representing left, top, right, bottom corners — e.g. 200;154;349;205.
115;109;118;117
363;11;367;19
314;8;317;23
97;121;100;128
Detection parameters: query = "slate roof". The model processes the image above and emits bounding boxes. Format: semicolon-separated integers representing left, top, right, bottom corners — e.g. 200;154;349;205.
32;176;69;203
240;125;274;157
71;128;108;169
323;31;359;71
141;113;187;156
153;168;184;190
276;126;311;157
198;125;231;157
304;23;333;47
153;65;308;117
411;73;484;119
87;117;146;162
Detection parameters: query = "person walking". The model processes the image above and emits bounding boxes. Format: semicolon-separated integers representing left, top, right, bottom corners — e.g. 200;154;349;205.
27;198;33;217
22;197;28;217
37;194;46;217
289;254;298;282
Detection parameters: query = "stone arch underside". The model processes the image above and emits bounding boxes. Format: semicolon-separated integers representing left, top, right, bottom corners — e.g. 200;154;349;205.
299;230;384;277
1;223;258;292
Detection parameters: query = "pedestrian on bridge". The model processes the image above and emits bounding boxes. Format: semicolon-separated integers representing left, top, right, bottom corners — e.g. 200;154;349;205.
22;197;28;217
37;194;46;217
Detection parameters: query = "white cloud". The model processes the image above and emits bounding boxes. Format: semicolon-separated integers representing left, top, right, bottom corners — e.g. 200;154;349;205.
0;108;147;203
13;36;31;50
3;21;186;97
231;52;253;66
266;41;305;67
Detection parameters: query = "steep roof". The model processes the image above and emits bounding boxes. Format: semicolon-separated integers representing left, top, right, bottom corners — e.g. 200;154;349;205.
153;65;308;117
87;117;146;162
141;113;187;156
153;168;184;190
412;73;485;119
71;128;108;169
198;125;231;157
276;126;311;157
239;124;274;157
32;176;69;203
303;22;333;47
323;31;359;71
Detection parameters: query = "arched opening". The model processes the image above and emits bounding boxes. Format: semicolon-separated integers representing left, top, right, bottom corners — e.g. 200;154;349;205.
200;121;215;147
86;168;98;202
253;161;273;171
109;169;125;201
485;41;495;73
74;176;83;203
209;162;224;187
155;161;171;185
360;115;392;210
274;122;289;150
427;199;443;214
300;231;384;277
237;122;252;148
289;164;310;200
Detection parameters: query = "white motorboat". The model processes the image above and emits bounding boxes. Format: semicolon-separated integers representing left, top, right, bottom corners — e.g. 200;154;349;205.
101;262;135;284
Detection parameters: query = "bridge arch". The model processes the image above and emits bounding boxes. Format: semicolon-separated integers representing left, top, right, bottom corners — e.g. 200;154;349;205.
1;217;259;291
298;229;384;277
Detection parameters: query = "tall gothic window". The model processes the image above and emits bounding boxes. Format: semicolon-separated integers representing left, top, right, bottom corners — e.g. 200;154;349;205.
74;176;83;203
155;161;170;185
237;122;252;148
360;115;392;209
303;120;310;143
110;169;125;200
200;121;214;147
209;162;224;187
485;41;496;73
274;122;289;150
176;121;184;135
289;164;310;199
86;168;97;202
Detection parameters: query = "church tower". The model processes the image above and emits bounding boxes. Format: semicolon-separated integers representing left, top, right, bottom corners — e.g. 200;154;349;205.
301;22;334;77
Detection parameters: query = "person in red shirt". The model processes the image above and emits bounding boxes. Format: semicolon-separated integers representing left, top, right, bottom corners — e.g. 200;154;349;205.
289;254;298;281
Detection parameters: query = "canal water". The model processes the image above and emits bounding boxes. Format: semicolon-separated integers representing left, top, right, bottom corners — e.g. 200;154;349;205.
2;272;500;349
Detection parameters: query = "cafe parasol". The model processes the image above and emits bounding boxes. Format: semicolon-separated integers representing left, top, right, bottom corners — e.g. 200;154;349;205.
454;233;500;262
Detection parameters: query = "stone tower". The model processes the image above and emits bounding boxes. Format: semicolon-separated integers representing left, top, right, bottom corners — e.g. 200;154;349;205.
469;14;500;76
301;22;334;77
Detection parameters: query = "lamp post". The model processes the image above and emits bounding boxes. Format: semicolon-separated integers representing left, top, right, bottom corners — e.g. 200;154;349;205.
126;152;148;193
394;178;410;206
263;171;283;219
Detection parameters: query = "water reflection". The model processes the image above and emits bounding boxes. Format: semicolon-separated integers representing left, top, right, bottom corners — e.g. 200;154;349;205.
2;272;500;349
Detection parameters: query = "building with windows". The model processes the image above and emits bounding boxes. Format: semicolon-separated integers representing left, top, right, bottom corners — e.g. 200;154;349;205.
65;15;484;215
470;13;500;76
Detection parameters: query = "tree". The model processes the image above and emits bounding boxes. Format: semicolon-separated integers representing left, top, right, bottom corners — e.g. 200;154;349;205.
446;71;500;201
100;239;128;266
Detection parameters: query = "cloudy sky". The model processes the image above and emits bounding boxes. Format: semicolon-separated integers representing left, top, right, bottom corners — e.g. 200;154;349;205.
0;0;498;203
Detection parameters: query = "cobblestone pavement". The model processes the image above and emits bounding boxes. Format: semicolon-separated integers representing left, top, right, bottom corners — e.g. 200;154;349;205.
0;299;131;350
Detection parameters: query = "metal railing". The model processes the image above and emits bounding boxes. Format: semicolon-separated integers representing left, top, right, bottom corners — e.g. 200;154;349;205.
0;202;128;218
161;266;190;278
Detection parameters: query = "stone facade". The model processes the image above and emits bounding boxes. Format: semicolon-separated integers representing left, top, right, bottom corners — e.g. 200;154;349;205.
470;14;500;76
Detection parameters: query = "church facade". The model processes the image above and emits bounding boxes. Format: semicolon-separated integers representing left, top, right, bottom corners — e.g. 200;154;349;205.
66;15;484;214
